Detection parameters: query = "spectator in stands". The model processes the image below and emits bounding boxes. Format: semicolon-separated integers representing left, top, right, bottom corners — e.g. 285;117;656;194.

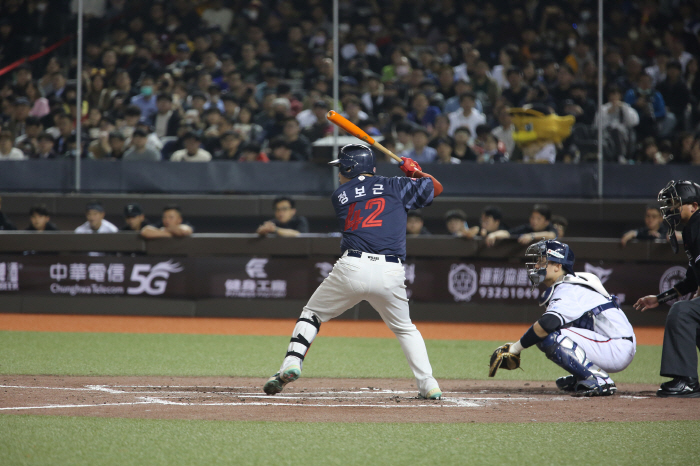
624;73;671;140
299;100;331;143
501;67;529;108
471;60;501;116
282;118;312;161
478;133;509;163
406;210;430;236
201;0;234;33
428;114;452;149
238;142;270;163
85;70;111;113
452;126;478;161
268;136;295;162
448;92;486;138
565;82;597;125
75;201;118;234
34;133;58;159
407;92;441;130
485;204;557;247
435;138;460;164
0;130;24;160
492;105;516;156
656;60;690;131
462;206;506;239
121;203;150;232
8;96;31;139
594;84;639;163
445;209;469;237
234;105;264;144
89;130;127;160
672;132;695;165
27;204;57;231
46;72;67;100
15;117;42;158
221;93;240;120
550;64;576;114
620;205;668;247
0;196;16;230
551;215;568;238
492;45;519;91
170;132;212;162
141;205;193;239
400;127;437;164
341;95;367;126
25;80;50;119
256;196;309;237
123;129;160;161
151;93;180;138
214;131;243;160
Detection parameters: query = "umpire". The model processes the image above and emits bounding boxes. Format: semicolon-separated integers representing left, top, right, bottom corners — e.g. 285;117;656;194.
635;180;700;397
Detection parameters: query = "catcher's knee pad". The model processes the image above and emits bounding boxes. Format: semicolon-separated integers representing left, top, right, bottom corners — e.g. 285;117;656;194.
537;331;609;381
284;310;321;369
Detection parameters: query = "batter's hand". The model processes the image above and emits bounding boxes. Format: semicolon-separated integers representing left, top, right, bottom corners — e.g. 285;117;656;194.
633;295;659;312
400;157;422;178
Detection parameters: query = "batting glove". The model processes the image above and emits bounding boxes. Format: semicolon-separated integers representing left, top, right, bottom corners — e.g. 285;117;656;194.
400;157;422;178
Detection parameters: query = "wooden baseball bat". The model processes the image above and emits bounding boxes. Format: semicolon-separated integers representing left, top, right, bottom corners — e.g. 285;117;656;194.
326;110;403;163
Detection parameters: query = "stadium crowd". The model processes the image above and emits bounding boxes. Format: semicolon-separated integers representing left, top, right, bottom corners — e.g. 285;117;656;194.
0;0;699;164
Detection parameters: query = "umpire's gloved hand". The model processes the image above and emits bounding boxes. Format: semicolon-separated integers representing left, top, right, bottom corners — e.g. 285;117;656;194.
399;157;422;178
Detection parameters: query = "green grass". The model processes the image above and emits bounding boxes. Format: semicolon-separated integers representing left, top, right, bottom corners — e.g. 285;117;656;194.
0;331;665;384
1;415;699;466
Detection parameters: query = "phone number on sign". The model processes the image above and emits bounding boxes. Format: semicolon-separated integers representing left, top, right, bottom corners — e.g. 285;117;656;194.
479;286;540;300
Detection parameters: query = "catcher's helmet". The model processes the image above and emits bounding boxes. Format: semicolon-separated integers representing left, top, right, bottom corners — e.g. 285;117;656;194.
658;180;700;229
329;144;376;178
525;239;575;288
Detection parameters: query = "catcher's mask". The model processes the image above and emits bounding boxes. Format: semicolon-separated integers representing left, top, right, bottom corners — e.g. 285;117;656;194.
658;180;700;253
525;239;575;290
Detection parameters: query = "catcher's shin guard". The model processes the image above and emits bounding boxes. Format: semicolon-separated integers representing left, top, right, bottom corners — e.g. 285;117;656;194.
537;331;610;382
281;310;321;371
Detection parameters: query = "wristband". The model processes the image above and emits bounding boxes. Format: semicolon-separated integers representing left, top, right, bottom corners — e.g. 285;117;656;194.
519;325;545;349
656;288;679;304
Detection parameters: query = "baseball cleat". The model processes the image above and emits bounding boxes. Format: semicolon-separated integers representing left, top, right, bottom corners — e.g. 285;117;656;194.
419;387;442;400
656;377;700;398
572;376;617;397
555;375;577;392
263;365;301;395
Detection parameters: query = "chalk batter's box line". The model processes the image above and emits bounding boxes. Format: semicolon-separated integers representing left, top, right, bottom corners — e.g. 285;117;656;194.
0;385;649;411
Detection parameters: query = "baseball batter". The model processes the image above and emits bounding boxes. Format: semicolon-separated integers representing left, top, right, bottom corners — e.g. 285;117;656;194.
264;144;444;399
489;240;636;396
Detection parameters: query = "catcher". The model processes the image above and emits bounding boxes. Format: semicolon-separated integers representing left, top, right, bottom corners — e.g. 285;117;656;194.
488;240;636;396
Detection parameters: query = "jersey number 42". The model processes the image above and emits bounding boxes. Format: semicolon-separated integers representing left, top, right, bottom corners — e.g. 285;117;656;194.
345;199;385;231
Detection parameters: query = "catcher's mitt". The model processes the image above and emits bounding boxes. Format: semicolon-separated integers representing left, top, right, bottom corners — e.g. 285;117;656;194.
488;343;521;377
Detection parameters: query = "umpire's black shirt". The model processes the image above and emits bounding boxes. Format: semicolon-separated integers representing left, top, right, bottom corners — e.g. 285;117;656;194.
674;210;700;295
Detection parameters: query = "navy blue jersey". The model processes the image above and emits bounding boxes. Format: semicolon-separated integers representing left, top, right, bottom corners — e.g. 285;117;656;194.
331;175;435;259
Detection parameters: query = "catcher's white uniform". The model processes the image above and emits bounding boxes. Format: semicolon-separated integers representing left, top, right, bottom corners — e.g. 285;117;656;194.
542;273;636;373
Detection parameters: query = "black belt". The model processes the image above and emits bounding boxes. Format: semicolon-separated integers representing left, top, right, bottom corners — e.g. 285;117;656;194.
346;249;401;263
621;336;634;343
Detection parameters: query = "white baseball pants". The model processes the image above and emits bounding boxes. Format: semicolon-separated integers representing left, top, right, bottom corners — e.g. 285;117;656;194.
561;327;636;373
284;251;440;396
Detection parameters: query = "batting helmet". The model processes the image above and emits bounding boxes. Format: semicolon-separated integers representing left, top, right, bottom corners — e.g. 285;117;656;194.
329;144;376;178
525;239;575;288
658;180;700;229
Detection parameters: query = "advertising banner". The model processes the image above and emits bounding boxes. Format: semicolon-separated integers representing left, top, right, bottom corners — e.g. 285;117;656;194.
0;255;692;306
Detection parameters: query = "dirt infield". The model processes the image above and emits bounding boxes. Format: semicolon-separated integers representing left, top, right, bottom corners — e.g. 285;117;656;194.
1;314;676;424
2;375;699;423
